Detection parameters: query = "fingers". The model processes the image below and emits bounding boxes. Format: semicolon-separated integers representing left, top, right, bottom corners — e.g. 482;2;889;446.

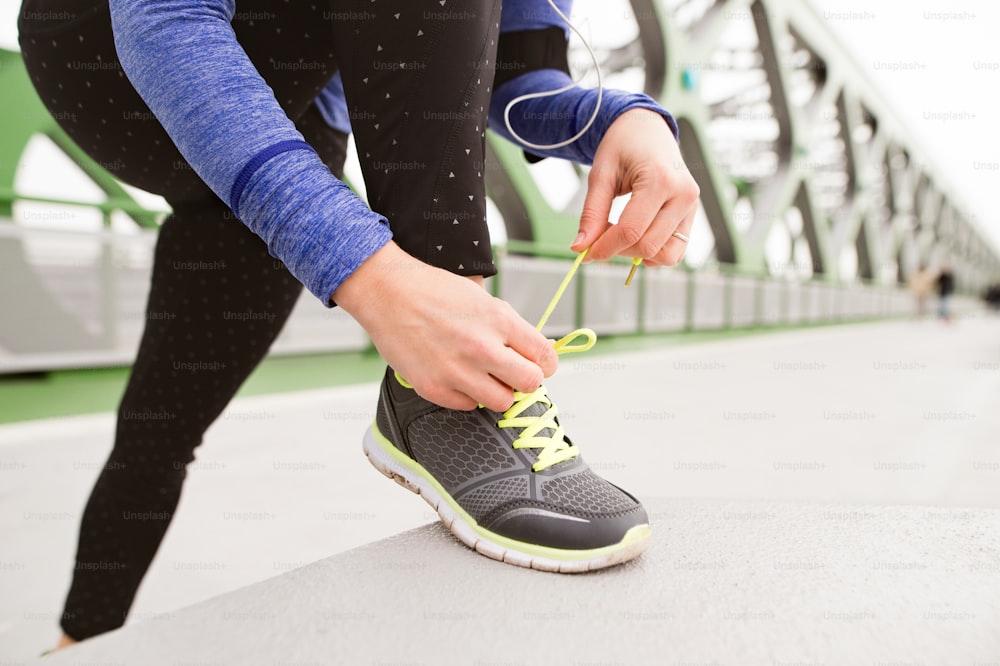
361;253;564;414
586;172;699;265
574;164;620;252
499;301;558;378
415;355;544;414
632;207;696;267
617;200;676;262
585;179;666;262
656;209;696;266
475;305;559;410
492;346;544;389
421;304;557;413
419;385;479;412
413;367;515;413
490;298;559;378
459;374;518;413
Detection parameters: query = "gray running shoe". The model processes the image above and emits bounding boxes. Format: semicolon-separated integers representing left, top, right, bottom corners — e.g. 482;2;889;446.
363;367;651;572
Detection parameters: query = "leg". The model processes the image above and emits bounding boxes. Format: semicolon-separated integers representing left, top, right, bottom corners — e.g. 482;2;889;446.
61;109;348;641
328;0;502;277
19;0;349;639
61;199;306;638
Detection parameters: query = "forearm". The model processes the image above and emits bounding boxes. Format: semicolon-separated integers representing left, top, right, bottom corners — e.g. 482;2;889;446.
110;0;390;303
239;152;392;301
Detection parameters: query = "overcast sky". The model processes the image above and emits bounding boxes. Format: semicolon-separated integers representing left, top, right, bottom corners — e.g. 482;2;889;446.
805;0;1000;253
1;0;997;252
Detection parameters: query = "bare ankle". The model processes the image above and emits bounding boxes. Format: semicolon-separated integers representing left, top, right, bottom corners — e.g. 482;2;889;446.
54;633;77;651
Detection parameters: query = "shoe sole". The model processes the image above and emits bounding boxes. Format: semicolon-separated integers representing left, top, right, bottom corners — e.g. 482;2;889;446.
363;423;652;573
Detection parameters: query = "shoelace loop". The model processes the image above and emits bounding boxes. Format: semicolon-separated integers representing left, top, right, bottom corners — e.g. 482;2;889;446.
497;248;634;472
399;248;635;472
498;327;595;472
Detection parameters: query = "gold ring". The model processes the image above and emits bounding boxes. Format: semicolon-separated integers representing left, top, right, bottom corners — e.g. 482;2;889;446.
671;231;689;243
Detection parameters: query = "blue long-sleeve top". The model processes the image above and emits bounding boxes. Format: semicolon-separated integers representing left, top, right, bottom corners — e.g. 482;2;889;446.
319;0;678;163
110;0;677;305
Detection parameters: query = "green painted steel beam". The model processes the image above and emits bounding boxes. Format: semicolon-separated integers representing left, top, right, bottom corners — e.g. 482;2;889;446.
0;48;162;227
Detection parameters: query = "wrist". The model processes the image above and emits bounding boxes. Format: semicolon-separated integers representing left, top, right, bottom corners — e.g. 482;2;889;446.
608;105;679;142
332;241;412;319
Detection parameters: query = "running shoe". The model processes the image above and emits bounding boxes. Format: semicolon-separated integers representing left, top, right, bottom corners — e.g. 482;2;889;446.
363;358;651;572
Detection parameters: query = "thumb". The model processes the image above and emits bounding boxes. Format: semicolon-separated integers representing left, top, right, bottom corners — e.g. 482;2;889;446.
574;165;618;252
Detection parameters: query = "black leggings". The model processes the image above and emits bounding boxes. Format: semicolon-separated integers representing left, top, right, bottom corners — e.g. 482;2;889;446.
19;0;501;640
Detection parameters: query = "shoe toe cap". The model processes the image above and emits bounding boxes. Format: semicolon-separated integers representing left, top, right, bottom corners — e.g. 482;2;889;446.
482;501;649;551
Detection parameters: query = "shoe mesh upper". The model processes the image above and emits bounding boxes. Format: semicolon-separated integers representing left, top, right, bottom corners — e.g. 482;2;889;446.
407;411;520;487
457;476;530;522
541;470;637;515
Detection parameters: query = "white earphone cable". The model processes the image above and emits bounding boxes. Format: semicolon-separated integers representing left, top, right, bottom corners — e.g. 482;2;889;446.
502;0;603;152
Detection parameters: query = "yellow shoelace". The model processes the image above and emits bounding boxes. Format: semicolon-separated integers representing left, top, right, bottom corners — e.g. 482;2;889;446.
498;250;640;472
396;250;640;472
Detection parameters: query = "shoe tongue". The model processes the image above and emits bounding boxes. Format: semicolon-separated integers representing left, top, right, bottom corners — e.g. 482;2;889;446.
517;401;558;441
520;401;548;418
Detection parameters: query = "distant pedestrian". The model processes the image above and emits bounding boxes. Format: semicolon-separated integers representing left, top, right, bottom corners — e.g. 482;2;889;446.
936;264;955;322
984;284;1000;311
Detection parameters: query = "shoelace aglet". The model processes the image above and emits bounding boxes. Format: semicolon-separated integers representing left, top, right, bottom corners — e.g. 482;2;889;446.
625;258;642;286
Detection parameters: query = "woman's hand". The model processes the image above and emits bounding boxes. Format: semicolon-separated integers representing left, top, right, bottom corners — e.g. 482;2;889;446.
572;109;700;266
333;242;557;411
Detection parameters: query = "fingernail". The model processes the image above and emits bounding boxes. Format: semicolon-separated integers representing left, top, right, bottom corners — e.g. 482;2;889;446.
572;231;585;247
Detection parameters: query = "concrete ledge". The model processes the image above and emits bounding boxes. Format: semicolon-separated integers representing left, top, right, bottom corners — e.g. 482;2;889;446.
43;499;1000;666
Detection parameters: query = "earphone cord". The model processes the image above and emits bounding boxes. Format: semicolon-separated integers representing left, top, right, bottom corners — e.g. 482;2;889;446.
502;0;603;152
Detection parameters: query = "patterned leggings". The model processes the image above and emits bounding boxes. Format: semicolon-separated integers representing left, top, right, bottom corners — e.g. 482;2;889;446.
19;0;501;639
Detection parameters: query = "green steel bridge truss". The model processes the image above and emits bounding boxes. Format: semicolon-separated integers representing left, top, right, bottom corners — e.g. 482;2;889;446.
1;0;997;371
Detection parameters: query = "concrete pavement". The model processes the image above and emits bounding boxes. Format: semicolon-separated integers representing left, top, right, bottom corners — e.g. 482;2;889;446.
2;315;999;662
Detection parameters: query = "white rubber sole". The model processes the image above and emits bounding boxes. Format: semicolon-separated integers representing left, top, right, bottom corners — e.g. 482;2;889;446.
362;424;652;573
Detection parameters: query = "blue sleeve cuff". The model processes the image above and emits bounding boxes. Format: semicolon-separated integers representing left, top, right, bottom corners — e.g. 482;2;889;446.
237;149;393;305
489;69;679;165
229;140;315;215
